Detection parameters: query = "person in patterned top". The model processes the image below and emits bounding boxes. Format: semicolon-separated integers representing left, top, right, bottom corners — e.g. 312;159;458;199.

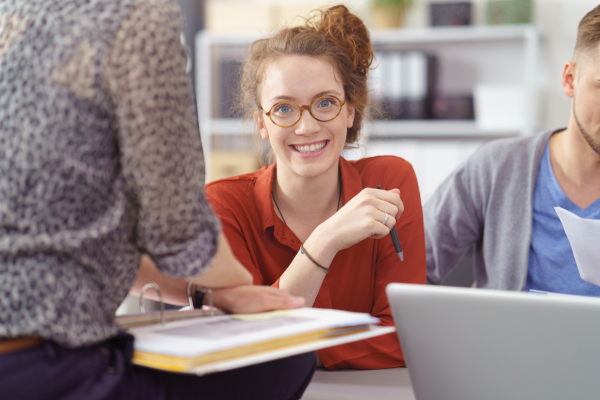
0;0;315;399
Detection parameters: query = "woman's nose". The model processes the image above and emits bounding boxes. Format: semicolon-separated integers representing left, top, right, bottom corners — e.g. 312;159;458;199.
294;109;321;136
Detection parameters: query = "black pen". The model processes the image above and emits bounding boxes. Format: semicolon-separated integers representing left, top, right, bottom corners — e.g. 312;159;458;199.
377;185;404;262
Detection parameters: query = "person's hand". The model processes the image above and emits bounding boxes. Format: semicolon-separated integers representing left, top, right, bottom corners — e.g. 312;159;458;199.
315;187;403;255
211;285;305;314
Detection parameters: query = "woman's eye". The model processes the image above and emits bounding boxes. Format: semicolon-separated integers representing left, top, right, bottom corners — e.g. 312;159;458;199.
274;104;293;114
317;98;336;108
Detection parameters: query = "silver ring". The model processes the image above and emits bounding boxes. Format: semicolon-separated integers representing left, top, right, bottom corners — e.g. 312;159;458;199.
382;212;389;225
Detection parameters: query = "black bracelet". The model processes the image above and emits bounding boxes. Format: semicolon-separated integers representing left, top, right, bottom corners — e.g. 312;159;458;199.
300;244;329;274
193;286;206;309
187;282;205;310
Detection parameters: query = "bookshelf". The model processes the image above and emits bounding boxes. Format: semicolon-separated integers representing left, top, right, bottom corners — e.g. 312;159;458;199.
195;25;543;181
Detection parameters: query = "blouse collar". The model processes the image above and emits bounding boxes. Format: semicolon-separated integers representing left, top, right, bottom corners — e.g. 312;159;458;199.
254;157;364;234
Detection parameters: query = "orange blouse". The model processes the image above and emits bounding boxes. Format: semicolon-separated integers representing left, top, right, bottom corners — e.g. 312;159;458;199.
205;156;426;370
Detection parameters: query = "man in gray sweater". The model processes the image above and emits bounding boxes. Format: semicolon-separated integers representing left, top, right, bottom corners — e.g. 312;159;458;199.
425;5;600;294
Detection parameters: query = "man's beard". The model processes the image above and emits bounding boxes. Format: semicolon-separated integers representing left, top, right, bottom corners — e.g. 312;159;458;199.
573;95;600;156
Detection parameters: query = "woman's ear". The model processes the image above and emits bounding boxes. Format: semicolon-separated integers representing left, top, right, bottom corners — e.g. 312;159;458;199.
254;111;269;140
346;102;356;128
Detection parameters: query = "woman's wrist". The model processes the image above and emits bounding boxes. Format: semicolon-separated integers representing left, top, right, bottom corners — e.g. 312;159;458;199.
303;225;339;268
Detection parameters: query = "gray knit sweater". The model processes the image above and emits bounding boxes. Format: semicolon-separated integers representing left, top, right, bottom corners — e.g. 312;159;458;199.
424;129;559;290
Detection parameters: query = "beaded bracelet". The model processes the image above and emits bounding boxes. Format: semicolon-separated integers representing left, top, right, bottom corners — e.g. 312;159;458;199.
300;244;329;274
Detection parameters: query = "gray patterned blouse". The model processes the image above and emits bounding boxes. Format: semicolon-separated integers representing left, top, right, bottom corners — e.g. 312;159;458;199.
0;0;220;347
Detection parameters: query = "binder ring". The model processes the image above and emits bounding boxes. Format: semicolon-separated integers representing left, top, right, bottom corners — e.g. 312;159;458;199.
139;282;166;325
186;282;214;316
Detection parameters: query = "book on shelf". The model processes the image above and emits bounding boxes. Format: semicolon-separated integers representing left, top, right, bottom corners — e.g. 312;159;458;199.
218;59;242;118
116;307;395;376
371;50;438;120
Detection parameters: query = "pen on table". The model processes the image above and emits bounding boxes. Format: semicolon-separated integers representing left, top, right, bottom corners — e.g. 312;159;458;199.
376;185;404;262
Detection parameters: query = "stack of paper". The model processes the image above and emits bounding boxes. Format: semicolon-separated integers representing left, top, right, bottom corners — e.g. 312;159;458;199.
555;207;600;286
117;307;394;375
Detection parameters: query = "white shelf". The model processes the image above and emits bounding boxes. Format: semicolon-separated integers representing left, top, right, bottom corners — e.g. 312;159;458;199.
205;119;249;135
370;24;538;45
198;25;538;47
369;121;519;137
204;119;518;138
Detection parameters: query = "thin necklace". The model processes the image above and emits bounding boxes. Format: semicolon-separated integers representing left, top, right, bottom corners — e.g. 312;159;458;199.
272;179;342;226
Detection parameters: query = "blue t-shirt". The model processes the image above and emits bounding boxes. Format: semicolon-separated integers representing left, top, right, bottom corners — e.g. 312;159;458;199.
526;143;600;295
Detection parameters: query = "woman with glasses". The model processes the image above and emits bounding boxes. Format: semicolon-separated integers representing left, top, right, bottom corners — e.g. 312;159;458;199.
206;5;426;370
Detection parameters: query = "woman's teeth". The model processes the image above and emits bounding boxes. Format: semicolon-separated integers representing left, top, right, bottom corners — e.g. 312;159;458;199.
293;141;326;153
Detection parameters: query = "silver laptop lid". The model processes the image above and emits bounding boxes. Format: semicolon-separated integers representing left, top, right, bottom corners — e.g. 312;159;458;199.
386;283;600;400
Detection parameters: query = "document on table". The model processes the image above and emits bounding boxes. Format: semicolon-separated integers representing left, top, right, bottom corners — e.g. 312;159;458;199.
117;307;395;375
555;207;600;286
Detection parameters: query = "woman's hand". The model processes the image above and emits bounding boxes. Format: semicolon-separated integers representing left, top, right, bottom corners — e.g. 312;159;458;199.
131;255;304;313
211;285;305;314
278;187;403;307
314;187;403;255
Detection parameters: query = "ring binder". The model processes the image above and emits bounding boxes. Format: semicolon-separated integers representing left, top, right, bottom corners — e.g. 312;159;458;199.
204;288;214;317
139;282;166;325
186;282;214;316
121;287;393;375
186;281;196;309
117;307;395;375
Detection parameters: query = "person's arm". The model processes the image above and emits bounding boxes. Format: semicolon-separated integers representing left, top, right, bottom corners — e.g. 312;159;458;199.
103;0;221;280
130;248;304;314
186;232;252;288
130;232;251;304
317;162;427;369
424;158;483;285
207;185;404;306
278;187;404;306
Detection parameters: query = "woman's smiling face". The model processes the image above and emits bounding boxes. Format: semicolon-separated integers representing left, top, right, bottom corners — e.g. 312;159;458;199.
256;55;355;179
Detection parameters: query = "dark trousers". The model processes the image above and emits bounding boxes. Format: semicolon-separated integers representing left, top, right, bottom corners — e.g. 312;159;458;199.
0;333;316;400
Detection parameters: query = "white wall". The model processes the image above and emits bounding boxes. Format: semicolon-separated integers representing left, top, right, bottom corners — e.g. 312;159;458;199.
343;138;487;203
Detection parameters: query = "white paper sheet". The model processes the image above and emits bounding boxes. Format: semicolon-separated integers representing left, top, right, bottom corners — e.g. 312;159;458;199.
555;207;600;286
189;326;396;376
128;307;380;358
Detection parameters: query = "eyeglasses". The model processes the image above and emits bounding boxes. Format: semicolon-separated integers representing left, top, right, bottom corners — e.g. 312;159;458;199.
262;95;346;128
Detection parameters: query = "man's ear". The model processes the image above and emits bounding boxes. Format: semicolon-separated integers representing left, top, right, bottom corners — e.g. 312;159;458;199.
562;61;576;98
345;102;356;128
254;111;269;140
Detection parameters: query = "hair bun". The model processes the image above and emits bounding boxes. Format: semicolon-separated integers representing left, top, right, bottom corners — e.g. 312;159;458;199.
308;5;373;75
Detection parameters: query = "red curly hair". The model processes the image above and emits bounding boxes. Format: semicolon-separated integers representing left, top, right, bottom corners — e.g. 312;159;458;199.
239;5;374;148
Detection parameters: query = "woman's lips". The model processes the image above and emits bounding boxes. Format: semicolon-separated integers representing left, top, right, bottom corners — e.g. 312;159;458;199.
290;140;329;158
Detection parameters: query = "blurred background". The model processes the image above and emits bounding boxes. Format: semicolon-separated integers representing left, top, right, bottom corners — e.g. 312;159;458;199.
183;0;594;199
119;0;597;313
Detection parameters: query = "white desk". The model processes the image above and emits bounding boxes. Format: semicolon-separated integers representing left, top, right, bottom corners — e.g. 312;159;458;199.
301;368;416;400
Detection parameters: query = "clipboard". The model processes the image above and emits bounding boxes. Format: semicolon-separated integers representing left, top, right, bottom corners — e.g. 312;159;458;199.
116;282;395;375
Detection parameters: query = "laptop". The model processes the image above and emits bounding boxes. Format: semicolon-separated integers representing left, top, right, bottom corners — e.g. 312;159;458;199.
386;283;600;400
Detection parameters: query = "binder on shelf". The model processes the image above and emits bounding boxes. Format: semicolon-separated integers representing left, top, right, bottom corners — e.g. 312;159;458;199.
117;283;395;375
372;51;437;120
404;51;437;120
218;59;242;118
